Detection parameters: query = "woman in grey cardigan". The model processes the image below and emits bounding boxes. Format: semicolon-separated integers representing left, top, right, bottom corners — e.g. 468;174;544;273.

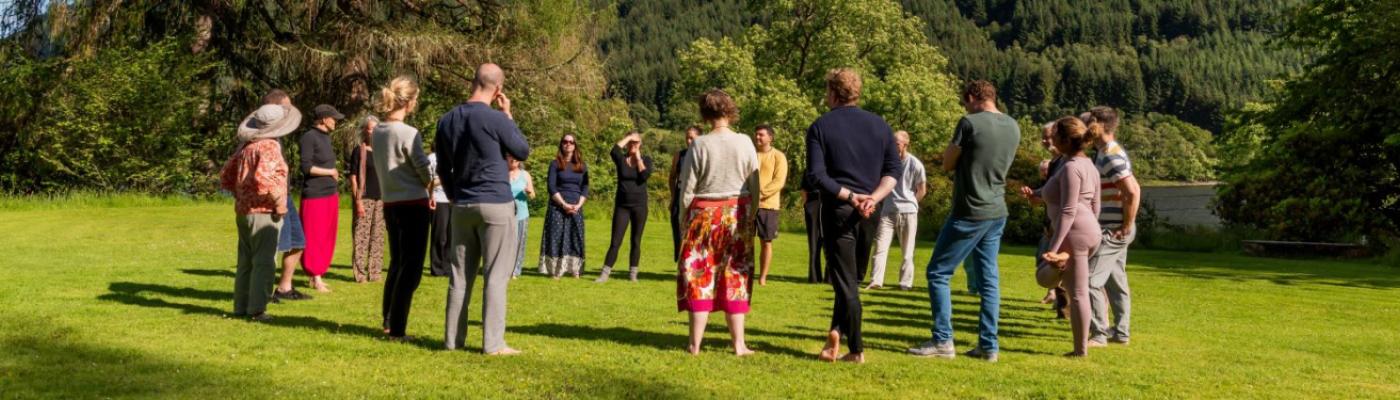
371;76;434;341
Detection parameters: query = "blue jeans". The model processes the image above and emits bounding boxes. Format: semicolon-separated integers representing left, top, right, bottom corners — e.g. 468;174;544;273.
926;216;1006;352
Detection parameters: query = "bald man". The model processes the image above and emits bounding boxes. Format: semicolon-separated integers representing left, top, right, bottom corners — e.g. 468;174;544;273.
867;130;926;291
436;63;530;355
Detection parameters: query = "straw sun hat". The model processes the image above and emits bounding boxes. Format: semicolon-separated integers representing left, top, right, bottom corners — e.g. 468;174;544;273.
236;104;303;143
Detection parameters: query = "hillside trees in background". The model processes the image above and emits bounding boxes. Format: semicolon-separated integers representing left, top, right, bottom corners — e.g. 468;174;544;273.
1216;0;1400;243
0;0;630;196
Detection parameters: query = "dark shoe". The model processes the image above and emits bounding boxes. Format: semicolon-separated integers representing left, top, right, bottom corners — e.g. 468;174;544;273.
908;340;955;358
249;313;273;322
965;347;998;363
273;288;312;301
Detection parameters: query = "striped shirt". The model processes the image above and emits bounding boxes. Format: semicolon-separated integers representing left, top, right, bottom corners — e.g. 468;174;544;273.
1094;140;1132;229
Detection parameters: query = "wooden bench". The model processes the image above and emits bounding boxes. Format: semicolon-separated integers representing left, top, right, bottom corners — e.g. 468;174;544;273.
1241;240;1370;259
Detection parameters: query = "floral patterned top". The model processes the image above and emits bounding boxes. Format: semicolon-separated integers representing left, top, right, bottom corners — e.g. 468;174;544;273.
220;139;288;215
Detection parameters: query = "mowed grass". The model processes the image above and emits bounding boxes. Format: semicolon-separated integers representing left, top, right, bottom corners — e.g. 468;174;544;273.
1;200;1398;399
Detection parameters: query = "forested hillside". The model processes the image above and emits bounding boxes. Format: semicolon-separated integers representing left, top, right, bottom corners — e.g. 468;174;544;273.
597;0;1306;134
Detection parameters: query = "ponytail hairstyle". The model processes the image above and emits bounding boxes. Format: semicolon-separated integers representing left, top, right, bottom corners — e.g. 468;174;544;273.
1053;116;1099;155
555;134;586;173
376;76;420;114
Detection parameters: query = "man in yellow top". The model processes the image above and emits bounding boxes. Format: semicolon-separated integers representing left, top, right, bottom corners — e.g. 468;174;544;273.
754;124;788;286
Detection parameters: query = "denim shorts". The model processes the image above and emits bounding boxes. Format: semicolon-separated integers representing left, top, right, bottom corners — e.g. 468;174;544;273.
277;195;306;252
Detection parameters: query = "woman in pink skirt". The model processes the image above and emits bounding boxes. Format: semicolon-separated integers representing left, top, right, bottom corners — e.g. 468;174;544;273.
298;104;346;293
675;89;760;356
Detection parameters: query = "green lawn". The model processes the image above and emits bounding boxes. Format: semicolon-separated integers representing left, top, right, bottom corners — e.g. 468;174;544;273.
1;201;1397;399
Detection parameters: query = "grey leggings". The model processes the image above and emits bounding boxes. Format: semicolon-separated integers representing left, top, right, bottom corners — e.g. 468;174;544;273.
514;219;528;276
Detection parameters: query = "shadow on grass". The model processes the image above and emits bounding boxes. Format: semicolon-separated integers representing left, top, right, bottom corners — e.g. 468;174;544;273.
2;323;699;399
1127;250;1400;290
96;281;439;351
1;333;263;398
181;267;361;283
512;322;811;359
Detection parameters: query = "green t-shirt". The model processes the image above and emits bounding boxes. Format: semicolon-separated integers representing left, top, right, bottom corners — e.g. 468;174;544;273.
949;112;1020;220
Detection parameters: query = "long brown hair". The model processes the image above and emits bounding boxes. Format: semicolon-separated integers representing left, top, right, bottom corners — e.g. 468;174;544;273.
554;134;585;173
1053;116;1100;155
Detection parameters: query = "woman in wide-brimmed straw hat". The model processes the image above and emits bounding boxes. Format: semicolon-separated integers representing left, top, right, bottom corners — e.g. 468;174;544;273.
221;103;301;322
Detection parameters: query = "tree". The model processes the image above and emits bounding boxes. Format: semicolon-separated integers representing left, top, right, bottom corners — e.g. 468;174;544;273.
671;0;964;179
0;1;631;195
1216;0;1400;242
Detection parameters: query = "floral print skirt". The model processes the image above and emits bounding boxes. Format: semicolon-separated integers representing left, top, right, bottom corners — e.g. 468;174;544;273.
677;197;754;314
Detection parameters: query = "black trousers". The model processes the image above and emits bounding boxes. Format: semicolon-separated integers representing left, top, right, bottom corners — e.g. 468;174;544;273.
428;202;452;276
670;200;682;262
382;202;431;337
804;196;825;283
822;200;879;354
604;203;649;268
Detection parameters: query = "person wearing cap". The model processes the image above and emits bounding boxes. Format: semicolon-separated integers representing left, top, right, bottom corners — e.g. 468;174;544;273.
298;104;346;293
221;102;301;322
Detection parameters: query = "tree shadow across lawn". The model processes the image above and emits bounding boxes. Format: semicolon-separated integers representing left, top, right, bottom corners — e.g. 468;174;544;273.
2;332;265;398
1126;249;1400;290
512;322;811;359
96;281;439;351
180;267;360;283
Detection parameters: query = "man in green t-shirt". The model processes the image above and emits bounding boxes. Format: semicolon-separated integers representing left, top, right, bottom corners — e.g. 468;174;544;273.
908;80;1020;362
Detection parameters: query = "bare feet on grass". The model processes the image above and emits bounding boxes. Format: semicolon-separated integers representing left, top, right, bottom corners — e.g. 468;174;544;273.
487;347;522;356
818;330;841;362
840;352;865;364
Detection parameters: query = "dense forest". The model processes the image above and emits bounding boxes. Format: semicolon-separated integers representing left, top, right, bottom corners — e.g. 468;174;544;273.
597;0;1306;135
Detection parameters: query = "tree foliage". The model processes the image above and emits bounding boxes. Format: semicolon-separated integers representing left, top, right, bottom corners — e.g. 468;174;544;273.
0;0;630;195
670;0;964;179
1216;0;1400;242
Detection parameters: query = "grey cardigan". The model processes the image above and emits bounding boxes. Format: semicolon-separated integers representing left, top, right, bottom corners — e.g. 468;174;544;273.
371;121;433;203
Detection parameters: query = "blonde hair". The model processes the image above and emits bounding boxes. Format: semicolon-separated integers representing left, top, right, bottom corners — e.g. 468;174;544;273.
377;76;420;114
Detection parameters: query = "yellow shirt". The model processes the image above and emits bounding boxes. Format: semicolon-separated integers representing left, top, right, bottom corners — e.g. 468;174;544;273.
756;148;788;210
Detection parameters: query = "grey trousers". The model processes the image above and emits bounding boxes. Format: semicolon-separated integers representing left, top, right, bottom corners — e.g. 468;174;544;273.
1088;226;1134;341
444;202;518;353
234;213;282;316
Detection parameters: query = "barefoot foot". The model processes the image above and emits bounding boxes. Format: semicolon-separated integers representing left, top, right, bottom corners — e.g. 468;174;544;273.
839;352;865;364
818;330;841;362
487;347;522;356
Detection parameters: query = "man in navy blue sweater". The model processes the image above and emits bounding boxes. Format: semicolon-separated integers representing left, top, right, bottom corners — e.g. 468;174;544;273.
806;68;899;364
435;63;531;356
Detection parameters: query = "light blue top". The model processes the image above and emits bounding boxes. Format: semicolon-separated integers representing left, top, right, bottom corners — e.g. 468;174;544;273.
511;173;529;221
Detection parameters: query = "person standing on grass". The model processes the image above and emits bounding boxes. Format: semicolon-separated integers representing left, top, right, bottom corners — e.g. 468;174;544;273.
427;150;452;277
676;88;759;356
436;63;532;355
298;104;346;293
802;173;825;283
508;156;536;278
866;130;926;291
1027;116;1102;357
753;124;787;286
597;131;654;283
540;134;590;279
806;68;900;364
222;102;300;321
1083;106;1139;347
250;90;312;302
670;126;702;263
349;115;387;283
908;80;1020;363
1029;121;1069;317
372;76;434;342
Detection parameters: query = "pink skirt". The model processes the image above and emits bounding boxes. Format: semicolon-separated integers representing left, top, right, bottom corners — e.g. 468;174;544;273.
299;194;339;277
